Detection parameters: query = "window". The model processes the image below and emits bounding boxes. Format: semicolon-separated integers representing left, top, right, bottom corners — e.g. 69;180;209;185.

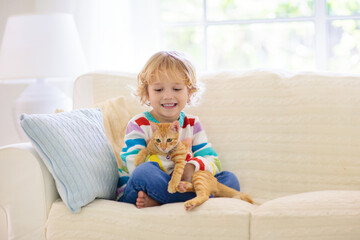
160;0;360;73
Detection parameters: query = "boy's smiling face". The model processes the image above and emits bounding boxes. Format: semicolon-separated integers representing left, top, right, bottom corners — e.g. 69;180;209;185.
147;79;190;123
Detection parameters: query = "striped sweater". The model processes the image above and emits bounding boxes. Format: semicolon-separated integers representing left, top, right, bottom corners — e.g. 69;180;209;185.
119;110;222;175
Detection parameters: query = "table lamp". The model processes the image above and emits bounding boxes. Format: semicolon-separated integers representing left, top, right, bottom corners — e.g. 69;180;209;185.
0;13;87;141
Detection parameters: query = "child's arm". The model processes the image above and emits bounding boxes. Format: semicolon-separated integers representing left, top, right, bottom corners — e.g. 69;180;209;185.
181;163;195;182
186;117;222;176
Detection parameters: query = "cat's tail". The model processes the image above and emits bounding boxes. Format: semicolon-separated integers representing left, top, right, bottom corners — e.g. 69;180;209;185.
216;182;254;204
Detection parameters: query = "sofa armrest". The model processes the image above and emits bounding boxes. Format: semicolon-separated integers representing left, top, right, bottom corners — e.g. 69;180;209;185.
0;143;59;240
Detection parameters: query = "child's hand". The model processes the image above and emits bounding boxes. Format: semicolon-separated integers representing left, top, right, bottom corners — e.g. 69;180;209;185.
181;163;195;182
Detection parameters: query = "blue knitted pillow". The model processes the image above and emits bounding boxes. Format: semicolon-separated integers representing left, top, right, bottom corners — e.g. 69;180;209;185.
20;108;118;213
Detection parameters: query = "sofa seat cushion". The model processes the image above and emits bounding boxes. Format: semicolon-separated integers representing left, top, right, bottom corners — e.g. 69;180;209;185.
46;198;255;240
251;190;360;240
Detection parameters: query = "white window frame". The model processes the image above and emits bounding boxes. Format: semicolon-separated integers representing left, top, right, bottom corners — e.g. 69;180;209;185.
162;0;360;72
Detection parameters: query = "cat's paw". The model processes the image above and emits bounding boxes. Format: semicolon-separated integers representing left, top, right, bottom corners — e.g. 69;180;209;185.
176;181;193;193
184;200;196;211
167;181;177;193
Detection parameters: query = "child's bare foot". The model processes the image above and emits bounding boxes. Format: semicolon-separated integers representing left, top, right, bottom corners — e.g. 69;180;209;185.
136;191;160;209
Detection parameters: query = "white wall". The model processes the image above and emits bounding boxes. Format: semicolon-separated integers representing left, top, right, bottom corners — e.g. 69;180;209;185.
0;0;35;145
0;0;36;46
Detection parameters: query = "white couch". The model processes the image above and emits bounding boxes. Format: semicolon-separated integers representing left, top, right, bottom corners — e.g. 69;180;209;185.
1;70;360;240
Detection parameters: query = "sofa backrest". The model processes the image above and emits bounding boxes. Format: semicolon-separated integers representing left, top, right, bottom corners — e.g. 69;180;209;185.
74;70;360;204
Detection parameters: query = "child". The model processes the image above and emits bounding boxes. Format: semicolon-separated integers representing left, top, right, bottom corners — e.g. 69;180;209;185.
118;51;240;208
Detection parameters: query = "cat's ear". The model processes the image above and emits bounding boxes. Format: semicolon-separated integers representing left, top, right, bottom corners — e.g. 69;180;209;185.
150;122;159;133
170;121;180;133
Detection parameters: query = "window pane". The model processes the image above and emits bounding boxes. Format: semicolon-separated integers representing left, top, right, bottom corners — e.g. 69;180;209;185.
207;23;315;71
327;0;360;16
328;20;360;72
163;26;204;69
207;0;314;21
160;0;203;22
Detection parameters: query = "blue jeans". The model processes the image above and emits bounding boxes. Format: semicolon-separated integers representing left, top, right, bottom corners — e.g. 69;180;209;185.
119;162;240;205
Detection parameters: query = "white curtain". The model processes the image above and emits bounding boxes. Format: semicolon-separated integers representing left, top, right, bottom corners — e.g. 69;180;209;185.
35;0;163;73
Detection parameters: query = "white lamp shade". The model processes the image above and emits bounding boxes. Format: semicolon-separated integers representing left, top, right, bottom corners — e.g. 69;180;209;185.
0;13;87;79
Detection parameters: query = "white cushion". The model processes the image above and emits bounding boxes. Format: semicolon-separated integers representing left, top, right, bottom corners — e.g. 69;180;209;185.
251;190;360;240
45;198;255;240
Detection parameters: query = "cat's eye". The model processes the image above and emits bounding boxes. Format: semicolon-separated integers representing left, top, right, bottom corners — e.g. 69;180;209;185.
167;139;173;142
156;139;161;143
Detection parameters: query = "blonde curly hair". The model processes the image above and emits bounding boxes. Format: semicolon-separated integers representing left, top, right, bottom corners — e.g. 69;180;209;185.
136;51;200;106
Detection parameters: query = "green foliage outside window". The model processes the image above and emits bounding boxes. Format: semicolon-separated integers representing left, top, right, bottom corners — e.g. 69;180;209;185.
327;0;360;15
